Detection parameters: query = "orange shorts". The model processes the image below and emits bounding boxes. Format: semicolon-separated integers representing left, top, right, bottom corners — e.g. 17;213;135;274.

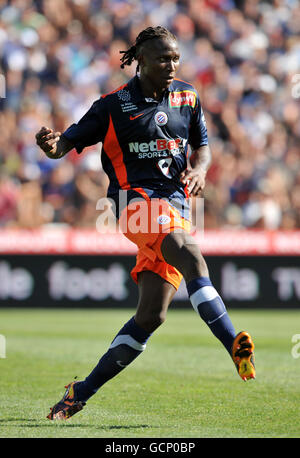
119;198;191;290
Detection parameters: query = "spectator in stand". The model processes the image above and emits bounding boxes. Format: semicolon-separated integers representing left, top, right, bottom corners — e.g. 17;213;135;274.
0;0;299;230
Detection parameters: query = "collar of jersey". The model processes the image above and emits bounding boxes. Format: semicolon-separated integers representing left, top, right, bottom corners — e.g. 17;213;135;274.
128;75;173;104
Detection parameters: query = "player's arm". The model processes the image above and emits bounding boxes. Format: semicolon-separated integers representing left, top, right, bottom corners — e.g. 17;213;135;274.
35;126;74;159
180;144;211;196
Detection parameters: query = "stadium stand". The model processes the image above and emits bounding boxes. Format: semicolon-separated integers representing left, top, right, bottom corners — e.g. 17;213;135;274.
0;0;299;230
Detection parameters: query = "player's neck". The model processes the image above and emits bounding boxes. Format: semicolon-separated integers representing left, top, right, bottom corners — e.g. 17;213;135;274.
138;75;166;101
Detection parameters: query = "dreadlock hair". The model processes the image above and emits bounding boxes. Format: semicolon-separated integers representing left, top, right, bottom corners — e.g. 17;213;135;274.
120;26;177;71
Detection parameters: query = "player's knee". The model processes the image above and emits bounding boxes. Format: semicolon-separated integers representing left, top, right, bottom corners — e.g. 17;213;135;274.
183;250;208;281
161;232;209;281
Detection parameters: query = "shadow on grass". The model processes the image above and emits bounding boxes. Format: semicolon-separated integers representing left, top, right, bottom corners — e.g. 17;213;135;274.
0;419;38;423
0;419;154;430
97;425;153;430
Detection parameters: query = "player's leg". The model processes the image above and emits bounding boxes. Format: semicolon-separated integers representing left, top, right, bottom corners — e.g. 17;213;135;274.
47;271;176;419
160;230;208;282
74;271;176;401
134;270;177;333
161;230;236;355
160;230;255;380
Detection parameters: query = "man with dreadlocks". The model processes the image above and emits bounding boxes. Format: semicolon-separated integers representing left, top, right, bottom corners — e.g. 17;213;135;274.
36;26;255;421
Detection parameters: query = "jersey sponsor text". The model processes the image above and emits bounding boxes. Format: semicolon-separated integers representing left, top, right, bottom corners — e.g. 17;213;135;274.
169;90;197;108
129;138;187;159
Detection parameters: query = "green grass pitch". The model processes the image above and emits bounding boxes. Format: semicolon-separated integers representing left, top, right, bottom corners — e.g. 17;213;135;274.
0;307;299;438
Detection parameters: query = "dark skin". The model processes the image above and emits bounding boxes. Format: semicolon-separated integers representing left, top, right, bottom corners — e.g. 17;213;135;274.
35;37;211;333
138;38;180;100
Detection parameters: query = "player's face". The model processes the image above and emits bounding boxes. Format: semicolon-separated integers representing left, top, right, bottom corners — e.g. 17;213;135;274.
139;38;180;90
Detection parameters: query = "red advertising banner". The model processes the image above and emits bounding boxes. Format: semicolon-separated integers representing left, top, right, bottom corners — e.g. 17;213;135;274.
0;229;299;255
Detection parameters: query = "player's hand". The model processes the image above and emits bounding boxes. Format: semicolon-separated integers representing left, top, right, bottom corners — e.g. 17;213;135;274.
180;167;206;196
35;126;61;156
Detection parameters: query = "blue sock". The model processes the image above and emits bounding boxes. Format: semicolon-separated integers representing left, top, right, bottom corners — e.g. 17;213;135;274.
75;317;151;402
187;277;236;355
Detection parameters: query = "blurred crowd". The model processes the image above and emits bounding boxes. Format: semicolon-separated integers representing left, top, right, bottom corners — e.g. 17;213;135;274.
0;0;299;230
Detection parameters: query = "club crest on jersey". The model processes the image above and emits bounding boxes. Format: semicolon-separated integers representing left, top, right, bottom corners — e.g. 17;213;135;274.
157;214;171;225
154;111;168;126
169;91;197;108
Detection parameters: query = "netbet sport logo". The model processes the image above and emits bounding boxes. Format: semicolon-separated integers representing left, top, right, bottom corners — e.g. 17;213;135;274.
129;138;187;159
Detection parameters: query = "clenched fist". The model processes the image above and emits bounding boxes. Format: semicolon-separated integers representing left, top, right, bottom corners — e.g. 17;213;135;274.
35;126;73;159
35;126;61;156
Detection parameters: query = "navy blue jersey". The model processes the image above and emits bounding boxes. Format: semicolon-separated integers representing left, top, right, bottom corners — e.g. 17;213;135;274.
63;75;208;216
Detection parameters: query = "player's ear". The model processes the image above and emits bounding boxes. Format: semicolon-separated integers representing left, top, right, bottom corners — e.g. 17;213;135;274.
136;44;146;70
136;52;144;69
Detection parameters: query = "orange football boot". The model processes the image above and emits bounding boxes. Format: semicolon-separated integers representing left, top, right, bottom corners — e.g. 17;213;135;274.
47;381;85;420
232;331;256;381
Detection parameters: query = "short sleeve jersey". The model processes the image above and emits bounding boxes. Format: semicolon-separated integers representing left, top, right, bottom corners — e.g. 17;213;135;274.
63;75;208;210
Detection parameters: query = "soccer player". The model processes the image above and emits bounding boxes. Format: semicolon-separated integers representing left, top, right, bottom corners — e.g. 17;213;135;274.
36;26;255;421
